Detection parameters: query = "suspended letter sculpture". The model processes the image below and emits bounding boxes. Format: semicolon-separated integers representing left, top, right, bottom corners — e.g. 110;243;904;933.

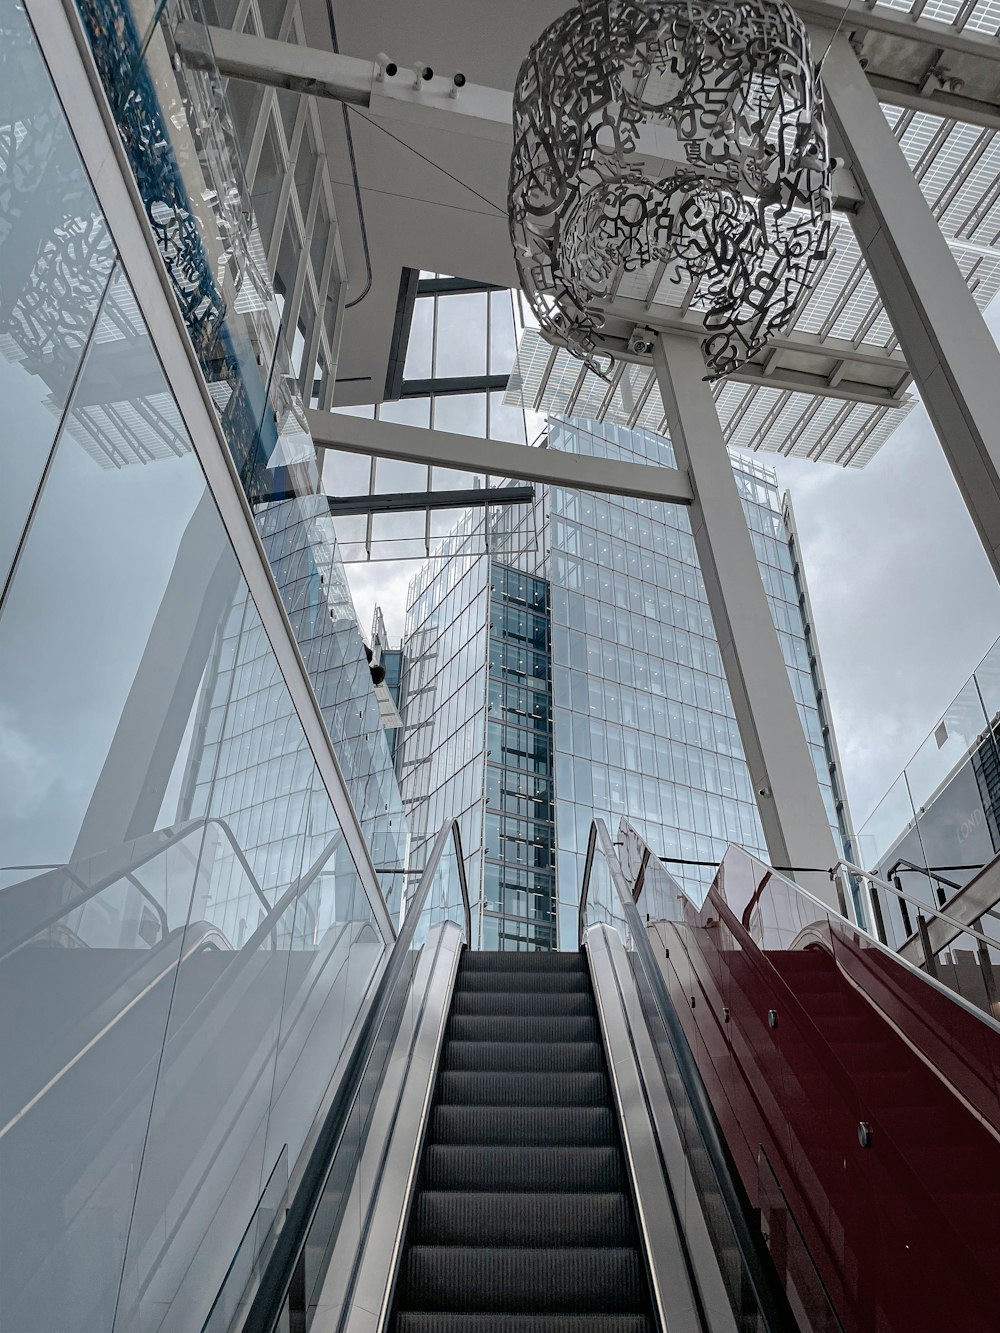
509;0;833;378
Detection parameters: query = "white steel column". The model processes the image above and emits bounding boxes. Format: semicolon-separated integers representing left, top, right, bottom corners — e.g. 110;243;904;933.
819;31;1000;581
653;335;839;889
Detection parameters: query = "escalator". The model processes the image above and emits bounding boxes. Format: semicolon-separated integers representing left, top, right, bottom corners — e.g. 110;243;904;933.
620;821;1000;1333
19;812;998;1333
768;944;998;1280
391;949;654;1331
237;816;1000;1333
239;822;785;1333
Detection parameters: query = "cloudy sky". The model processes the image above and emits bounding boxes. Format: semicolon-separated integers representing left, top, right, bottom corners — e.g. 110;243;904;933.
344;300;1000;835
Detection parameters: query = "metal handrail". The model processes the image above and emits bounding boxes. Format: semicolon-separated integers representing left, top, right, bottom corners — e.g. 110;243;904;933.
834;858;1000;956
580;819;798;1333
238;818;469;1333
126;871;170;939
887;857;963;901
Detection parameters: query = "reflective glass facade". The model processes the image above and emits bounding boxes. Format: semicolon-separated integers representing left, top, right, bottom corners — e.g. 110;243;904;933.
400;419;849;948
484;567;556;949
542;420;845;935
0;10;390;1331
400;516;490;917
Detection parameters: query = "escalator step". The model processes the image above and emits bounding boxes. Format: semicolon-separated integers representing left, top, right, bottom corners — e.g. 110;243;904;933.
422;1145;625;1192
459;953;587;973
453;973;591;994
437;1071;609;1107
397;1246;648;1313
449;992;595;1017
447;1016;598;1043
396;1316;652;1333
410;1191;636;1247
429;1105;614;1147
442;1042;604;1073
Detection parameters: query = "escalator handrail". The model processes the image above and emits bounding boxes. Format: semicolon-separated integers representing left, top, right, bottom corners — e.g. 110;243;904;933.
0;831;359;1140
238;818;469;1333
0;817;278;964
579;818;798;1333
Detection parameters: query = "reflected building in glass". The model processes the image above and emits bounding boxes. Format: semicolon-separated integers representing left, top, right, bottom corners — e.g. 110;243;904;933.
0;8;398;1330
399;419;853;949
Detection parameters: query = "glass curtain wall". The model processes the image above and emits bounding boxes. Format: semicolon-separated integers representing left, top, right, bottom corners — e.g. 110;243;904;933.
542;419;843;922
390;298;849;947
431;419;847;947
484;566;556;948
0;10;387;1331
398;516;490;925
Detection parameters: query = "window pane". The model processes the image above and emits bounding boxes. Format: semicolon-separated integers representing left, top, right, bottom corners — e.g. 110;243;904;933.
435;292;487;377
489;290;518;373
404;295;434;379
434;392;487;436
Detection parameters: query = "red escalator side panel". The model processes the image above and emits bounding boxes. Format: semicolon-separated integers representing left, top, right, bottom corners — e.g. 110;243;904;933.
658;906;999;1333
819;920;1000;1132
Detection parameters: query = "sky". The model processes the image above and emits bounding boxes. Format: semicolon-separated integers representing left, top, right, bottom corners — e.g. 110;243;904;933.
343;301;1000;837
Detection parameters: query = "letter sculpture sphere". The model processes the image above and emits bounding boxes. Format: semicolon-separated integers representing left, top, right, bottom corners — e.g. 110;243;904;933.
509;0;833;378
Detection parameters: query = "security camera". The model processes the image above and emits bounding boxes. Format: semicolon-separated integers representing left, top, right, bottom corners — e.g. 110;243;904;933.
628;328;656;356
757;785;771;799
412;63;434;87
450;71;466;98
376;52;397;79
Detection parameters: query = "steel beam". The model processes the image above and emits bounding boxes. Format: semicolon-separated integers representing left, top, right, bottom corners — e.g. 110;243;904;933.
326;485;534;516
821;33;1000;583
400;374;511;398
307;409;694;505
175;22;513;143
653;334;840;894
865;73;1000;135
596;297;912;407
794;0;1000;64
175;24;864;209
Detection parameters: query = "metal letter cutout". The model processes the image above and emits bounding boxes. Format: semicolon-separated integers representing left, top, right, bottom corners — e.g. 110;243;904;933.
509;0;833;378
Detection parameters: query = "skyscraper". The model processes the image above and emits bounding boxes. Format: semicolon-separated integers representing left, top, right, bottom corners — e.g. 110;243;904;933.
399;418;852;949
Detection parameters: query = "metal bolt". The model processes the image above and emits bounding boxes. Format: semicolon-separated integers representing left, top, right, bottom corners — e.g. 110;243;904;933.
858;1121;873;1148
767;1008;778;1029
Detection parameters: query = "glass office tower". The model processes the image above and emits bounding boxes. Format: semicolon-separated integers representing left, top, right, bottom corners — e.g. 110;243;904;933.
399;418;851;949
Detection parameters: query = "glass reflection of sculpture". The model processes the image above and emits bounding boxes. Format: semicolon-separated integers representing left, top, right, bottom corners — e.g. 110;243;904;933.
509;0;833;378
